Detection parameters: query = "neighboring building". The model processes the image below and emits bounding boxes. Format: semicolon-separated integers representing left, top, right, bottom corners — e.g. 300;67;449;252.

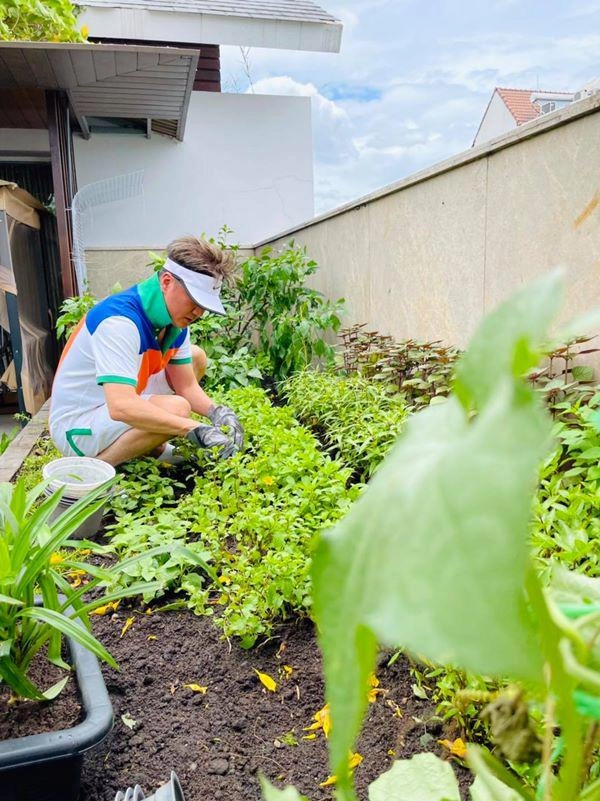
473;87;575;147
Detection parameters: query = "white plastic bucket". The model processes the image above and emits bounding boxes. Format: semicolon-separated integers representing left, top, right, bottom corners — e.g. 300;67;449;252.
42;457;116;539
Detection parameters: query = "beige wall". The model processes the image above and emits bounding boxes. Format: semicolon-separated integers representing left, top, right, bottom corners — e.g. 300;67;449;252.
257;94;600;367
85;94;599;372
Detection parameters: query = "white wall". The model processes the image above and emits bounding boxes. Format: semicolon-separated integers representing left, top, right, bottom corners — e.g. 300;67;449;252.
473;91;517;146
73;92;313;247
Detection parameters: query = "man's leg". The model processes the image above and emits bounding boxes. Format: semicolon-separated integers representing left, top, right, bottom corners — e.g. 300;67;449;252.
96;395;191;467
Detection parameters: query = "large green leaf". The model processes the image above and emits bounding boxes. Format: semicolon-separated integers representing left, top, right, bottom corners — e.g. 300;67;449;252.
312;275;562;795
468;747;531;800
368;754;460;801
259;776;308;801
313;383;550;789
454;271;563;411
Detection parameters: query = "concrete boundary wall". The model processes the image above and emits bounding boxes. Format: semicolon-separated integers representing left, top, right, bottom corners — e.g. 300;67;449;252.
256;94;600;362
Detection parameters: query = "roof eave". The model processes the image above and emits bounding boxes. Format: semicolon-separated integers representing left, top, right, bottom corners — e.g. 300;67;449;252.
78;7;343;53
0;41;199;142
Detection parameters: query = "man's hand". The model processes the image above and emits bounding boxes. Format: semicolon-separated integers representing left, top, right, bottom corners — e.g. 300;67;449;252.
207;405;244;450
185;424;236;460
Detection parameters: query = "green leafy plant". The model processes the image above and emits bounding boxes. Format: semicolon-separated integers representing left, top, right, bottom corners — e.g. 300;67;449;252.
55;289;97;340
262;273;600;801
282;370;408;480
105;386;359;646
531;387;600;576
528;335;599;408
339;323;460;408
187;239;344;387
0;424;18;456
0;477;166;700
0;0;86;41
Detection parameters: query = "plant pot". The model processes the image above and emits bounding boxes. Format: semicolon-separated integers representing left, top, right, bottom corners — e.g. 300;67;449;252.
0;626;114;801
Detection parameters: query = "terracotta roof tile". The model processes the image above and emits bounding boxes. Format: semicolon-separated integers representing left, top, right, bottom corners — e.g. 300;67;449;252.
496;87;572;125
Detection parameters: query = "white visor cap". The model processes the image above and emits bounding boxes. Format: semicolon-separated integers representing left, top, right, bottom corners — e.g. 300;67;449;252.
164;257;226;316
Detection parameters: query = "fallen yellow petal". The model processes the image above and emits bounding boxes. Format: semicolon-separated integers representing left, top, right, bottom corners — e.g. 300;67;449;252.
302;733;317;740
282;665;293;679
349;752;363;770
304;704;331;738
145;608;153;615
91;601;120;616
438;737;468;759
67;569;86;578
147;635;157;641
120;617;135;638
254;669;277;692
319;775;337;787
183;683;208;694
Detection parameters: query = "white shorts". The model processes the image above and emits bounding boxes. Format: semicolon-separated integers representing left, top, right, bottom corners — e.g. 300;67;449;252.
51;371;174;458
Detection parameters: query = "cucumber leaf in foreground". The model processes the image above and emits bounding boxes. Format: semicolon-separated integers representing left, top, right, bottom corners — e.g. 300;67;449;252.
312;274;560;797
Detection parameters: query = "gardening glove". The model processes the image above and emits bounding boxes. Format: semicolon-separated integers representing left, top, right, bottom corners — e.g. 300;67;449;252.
185;424;236;460
207;404;244;450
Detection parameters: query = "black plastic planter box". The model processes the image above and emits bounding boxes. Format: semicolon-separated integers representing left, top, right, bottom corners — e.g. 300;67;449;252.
0;631;114;801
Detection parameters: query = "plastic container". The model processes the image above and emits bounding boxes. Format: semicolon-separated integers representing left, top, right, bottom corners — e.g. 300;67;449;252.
0;605;114;801
42;457;116;539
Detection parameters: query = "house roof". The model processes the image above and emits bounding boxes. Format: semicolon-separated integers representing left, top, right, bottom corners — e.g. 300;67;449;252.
77;0;343;52
0;41;199;140
79;0;339;24
496;87;573;125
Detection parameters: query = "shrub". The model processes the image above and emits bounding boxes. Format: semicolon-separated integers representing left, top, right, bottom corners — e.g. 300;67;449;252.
0;0;86;42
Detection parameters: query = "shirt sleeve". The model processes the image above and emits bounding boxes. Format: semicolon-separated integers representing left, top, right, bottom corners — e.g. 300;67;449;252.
91;316;141;386
168;329;192;365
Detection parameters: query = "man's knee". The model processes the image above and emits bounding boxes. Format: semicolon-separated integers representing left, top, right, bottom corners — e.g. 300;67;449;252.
191;345;207;382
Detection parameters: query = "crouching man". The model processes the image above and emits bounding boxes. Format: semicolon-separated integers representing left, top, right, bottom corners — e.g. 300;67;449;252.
50;236;243;466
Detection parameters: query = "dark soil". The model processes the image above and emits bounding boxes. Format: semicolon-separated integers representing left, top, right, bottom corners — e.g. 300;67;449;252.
0;650;82;739
74;609;472;800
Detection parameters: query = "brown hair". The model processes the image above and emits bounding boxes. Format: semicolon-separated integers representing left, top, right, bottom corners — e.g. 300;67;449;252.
166;235;236;283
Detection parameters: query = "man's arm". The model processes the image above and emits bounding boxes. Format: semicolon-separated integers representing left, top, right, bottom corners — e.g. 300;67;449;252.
165;362;214;417
103;383;197;435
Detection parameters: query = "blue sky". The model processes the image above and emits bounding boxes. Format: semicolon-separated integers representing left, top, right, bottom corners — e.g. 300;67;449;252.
220;0;600;215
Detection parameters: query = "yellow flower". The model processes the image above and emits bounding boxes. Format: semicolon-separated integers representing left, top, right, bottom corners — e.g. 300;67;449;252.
81;24;89;38
49;553;63;565
262;476;275;486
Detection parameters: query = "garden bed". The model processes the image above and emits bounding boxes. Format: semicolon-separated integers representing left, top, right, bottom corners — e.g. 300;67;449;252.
81;608;470;801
